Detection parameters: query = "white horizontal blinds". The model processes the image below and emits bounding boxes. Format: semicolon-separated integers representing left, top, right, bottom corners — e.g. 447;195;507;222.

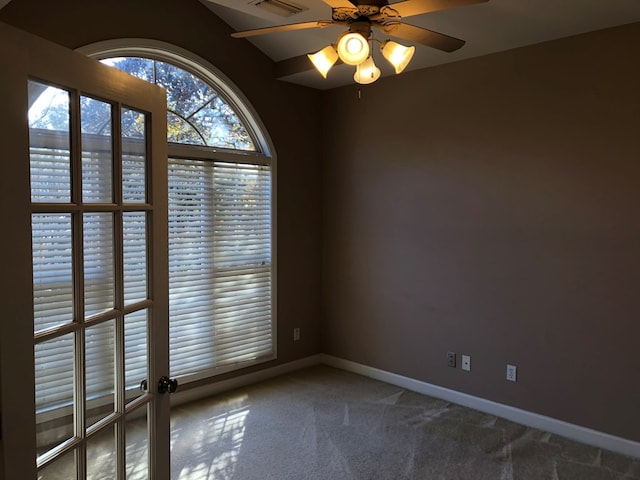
123;212;148;306
124;308;148;403
168;159;216;376
168;159;272;377
29;82;78;460
81;97;116;320
102;55;274;381
121;106;150;402
212;163;272;366
34;333;74;413
30;84;152;420
81;97;113;203
28;82;71;203
122;107;147;204
85;320;116;428
28;83;73;335
31;213;74;333
83;212;115;319
34;333;75;455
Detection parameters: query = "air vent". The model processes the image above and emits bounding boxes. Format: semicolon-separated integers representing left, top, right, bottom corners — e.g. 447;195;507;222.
250;0;308;17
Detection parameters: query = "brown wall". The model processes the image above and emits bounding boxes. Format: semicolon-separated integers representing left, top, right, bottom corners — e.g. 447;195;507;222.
321;23;640;442
0;0;323;369
3;0;640;448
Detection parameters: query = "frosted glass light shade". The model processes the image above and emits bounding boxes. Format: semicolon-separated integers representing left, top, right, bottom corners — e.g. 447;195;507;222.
381;40;415;74
353;56;381;85
336;32;370;66
308;45;339;78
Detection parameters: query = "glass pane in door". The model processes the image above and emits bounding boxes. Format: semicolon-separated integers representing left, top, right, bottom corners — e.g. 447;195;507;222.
82;97;113;204
124;309;149;404
28;82;71;204
38;447;77;480
84;212;115;318
87;424;117;479
123;212;148;306
35;333;75;458
122;108;147;204
31;213;74;334
86;320;116;427
126;408;150;480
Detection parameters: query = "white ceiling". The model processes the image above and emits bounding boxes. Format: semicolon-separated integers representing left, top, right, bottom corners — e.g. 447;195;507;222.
201;0;640;90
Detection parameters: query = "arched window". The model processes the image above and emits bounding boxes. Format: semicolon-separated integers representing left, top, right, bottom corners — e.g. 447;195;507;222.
85;42;275;382
102;57;257;150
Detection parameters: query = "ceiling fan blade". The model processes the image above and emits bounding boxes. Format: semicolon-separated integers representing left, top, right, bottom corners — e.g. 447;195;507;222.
377;22;465;52
322;0;359;19
384;0;489;19
322;0;357;9
275;54;315;77
275;53;344;78
231;20;337;38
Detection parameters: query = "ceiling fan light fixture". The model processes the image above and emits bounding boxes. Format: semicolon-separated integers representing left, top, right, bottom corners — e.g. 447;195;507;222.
232;0;482;85
353;56;381;85
336;32;370;66
307;45;339;79
381;40;415;74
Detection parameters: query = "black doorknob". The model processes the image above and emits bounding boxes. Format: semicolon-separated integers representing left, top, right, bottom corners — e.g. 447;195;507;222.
157;376;178;394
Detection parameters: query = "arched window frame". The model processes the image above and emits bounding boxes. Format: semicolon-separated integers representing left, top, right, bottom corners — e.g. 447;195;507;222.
78;39;274;157
77;39;278;383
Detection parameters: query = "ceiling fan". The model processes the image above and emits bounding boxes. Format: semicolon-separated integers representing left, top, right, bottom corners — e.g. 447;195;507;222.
231;0;489;84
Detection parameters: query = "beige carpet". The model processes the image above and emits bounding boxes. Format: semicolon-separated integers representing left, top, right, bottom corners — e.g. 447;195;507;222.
170;365;640;479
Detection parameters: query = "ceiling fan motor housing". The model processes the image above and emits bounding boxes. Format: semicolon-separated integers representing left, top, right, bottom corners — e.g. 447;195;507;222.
331;1;400;25
351;0;389;6
348;17;373;38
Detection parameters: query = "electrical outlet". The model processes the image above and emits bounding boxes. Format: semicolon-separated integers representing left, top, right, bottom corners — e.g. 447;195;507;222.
293;328;300;341
506;364;517;382
447;351;456;368
462;355;471;372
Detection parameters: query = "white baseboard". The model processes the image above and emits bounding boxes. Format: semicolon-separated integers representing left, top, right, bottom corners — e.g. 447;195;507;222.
169;353;640;460
320;354;640;460
170;354;322;407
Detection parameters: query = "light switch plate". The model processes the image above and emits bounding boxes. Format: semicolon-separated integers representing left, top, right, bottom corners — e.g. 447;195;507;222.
462;355;471;371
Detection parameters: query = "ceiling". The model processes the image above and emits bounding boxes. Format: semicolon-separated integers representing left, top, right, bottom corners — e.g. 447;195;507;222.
201;0;640;89
1;0;639;90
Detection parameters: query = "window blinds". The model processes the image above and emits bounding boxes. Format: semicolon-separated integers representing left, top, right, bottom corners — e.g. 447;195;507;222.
168;159;273;378
31;129;150;412
31;146;273;414
30;82;273;416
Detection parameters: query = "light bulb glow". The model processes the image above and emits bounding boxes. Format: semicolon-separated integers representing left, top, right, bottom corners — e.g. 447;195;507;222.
353;56;380;85
336;32;370;66
381;40;415;74
307;45;339;78
346;37;363;54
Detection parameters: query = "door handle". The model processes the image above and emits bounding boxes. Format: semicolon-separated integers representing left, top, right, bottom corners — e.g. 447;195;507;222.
157;375;178;394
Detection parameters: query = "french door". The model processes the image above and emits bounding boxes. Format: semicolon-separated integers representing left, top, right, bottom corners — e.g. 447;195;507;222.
0;22;170;480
